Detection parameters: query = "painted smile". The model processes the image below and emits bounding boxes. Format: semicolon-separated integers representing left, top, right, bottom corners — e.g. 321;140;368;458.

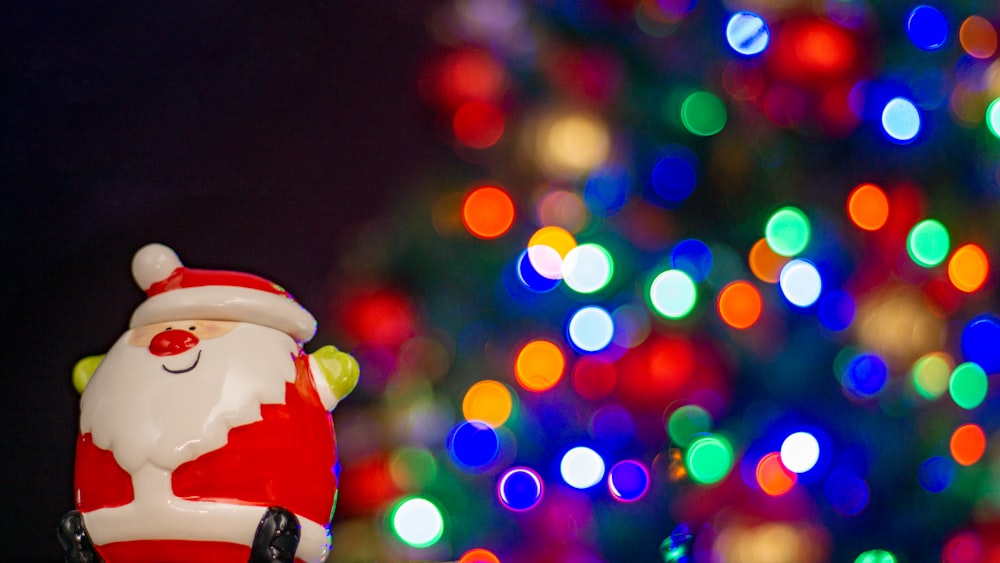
162;350;201;374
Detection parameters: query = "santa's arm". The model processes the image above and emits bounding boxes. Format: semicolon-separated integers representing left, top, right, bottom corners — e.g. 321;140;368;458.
308;345;360;411
72;355;105;393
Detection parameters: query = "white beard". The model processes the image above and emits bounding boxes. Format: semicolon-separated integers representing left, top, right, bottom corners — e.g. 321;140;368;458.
81;322;299;474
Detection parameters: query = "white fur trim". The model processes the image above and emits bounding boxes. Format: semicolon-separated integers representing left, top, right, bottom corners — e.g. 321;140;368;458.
132;244;183;291
130;285;317;343
85;465;331;562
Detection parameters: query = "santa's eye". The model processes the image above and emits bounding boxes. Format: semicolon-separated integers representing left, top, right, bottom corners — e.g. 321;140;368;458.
189;326;196;331
165;326;173;331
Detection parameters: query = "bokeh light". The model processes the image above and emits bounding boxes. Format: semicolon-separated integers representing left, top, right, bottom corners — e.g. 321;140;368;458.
825;469;870;517
389;447;439;490
650;145;698;204
911;352;954;400
765;206;811;257
649;269;698;319
950;424;986;466
961;314;1000;374
685;434;734;485
453;100;505;149
497;466;544;511
560;446;606;489
667;404;713;447
462;185;515;239
959;16;997;59
948;243;989;292
987;98;1000;139
818;289;856;331
572;356;617;400
608;460;650;502
907;219;950;267
906;5;949;51
447;421;500;471
567;306;615;353
749;237;791;283
756;452;797;496
680;90;727;136
517;249;562;293
855;549;897;563
949;362;988;410
780;431;821;473
847;183;889;231
584;166;630;216
881;97;921;143
462;379;514;427
527;225;577;279
726;11;770;56
390;497;445;548
514;340;565;392
670;239;713;282
562;243;614;294
459;548;501;563
717;280;763;329
779;259;823;307
843;353;889;399
537;111;611;177
918;455;956;493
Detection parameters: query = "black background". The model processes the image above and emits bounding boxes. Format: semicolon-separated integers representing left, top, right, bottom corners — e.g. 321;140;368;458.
2;1;442;558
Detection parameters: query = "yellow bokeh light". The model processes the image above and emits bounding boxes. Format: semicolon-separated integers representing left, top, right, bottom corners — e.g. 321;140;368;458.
536;111;611;177
527;226;577;259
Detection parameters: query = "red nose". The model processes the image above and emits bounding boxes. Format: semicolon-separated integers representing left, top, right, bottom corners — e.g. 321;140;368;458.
149;329;200;357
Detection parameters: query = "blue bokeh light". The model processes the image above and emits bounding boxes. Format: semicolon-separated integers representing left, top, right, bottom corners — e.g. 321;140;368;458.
918;456;955;493
447;420;500;471
961;314;1000;374
608;460;650;503
584;166;630;216
650;145;697;205
516;249;561;293
817;289;856;331
670;239;713;282
590;404;635;451
906;5;948;51
497;466;544;511
843;353;888;399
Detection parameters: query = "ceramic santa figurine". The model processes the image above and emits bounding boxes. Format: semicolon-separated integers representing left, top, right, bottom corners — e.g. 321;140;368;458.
58;243;359;563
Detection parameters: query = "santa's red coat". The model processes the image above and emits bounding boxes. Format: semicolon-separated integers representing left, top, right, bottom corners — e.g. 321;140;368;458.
75;353;338;563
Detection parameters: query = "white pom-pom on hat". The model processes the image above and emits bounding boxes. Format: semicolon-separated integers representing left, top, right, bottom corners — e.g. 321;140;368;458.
132;243;183;291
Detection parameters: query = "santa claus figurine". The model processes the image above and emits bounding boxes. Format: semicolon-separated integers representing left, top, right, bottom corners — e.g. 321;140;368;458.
58;243;359;563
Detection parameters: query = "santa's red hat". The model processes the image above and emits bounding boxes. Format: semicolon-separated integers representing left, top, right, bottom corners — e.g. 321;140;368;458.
129;243;317;343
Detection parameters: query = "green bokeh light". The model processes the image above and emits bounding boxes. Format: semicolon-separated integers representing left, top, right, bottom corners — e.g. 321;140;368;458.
390;497;445;548
680;91;727;136
667;405;713;447
988;98;1000;139
907;219;950;267
684;434;733;485
854;549;897;563
911;352;951;400
765;207;811;257
949;361;988;409
649;269;697;319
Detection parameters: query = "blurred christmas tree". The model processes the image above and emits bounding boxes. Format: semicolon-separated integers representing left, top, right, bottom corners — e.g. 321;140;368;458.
323;1;1000;561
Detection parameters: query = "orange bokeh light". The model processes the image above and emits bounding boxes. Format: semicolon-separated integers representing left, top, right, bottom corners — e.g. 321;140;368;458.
717;281;763;329
847;183;889;231
756;452;797;496
748;237;791;284
950;424;987;466
960;16;998;59
948;243;989;293
514;340;565;392
459;548;501;563
462;380;514;428
462;186;515;239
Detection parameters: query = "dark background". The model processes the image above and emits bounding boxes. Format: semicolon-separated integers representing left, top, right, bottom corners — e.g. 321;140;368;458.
2;1;442;558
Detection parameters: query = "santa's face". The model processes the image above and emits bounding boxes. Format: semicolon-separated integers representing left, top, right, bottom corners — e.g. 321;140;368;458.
81;320;299;474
